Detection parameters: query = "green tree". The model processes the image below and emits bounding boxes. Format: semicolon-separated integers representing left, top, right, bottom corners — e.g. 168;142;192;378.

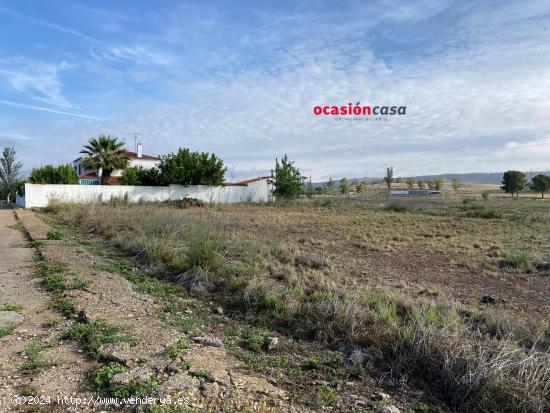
433;177;445;191
339;178;350;194
452;177;462;192
501;170;527;198
355;182;364;194
80;135;130;185
326;178;335;192
405;177;415;190
272;154;303;199
0;147;23;202
383;166;394;193
304;176;314;198
417;180;425;190
28;164;78;184
530;174;550;199
120;168;140;185
159;148;226;185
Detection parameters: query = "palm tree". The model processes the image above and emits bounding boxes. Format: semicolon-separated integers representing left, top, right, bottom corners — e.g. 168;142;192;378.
80;135;130;185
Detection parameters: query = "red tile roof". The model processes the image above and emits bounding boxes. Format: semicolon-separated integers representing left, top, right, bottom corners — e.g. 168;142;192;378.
235;176;271;185
123;151;160;160
79;172;99;178
74;150;160;162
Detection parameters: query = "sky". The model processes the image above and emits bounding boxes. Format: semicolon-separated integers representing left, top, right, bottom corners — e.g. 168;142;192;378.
1;0;549;181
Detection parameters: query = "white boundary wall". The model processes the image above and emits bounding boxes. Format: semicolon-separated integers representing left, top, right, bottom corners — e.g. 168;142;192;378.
18;180;271;208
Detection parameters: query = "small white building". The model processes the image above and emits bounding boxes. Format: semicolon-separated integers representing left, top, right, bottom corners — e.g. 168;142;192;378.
73;143;160;185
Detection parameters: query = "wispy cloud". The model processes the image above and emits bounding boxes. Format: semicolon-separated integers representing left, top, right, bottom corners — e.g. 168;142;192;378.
0;7;96;42
0;100;105;120
0;57;74;107
90;45;177;66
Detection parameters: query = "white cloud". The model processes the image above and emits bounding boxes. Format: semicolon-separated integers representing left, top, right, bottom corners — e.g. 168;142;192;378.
0;58;74;107
0;100;104;120
91;45;177;66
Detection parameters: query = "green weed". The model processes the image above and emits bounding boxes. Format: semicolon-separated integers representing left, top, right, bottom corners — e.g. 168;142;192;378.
1;303;23;312
63;321;136;358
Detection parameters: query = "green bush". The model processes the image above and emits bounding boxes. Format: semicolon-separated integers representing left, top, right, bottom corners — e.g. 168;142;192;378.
244;330;269;353
384;202;409;213
1;303;23;312
185;232;220;271
46;228;63;240
92;363;128;393
43;273;66;292
166;336;190;359
0;323;15;337
465;209;502;219
63;321;136;358
500;249;531;270
28;164;78;184
72;275;91;290
53;296;75;315
21;342;51;375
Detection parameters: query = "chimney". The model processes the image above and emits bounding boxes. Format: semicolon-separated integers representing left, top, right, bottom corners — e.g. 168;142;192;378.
137;143;143;158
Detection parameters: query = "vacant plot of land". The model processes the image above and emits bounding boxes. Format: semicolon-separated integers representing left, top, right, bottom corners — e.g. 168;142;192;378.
48;195;550;412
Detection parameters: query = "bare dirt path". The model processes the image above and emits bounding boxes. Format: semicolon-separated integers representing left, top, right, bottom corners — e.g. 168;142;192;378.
0;207;95;413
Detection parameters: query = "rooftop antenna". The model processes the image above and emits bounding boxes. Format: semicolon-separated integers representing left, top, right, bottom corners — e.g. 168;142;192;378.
127;133;140;152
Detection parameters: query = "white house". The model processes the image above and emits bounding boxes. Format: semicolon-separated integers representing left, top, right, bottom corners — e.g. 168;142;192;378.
73;143;160;185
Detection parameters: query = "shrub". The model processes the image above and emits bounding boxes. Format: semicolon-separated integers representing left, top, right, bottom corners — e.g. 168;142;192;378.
28;164;78;184
21;342;51;375
465;209;502;219
112;378;158;398
63;321;136;358
432;177;445;190
318;385;337;406
72;275;91;290
191;368;209;379
244;330;269;353
166;336;190;359
481;191;490;200
53;296;75;315
0;323;15;337
43;273;66;292
92;363;128;392
307;356;321;369
1;303;23;312
184;231;220;272
120;167;140;185
46;228;63;240
500;248;531;270
384;202;409;213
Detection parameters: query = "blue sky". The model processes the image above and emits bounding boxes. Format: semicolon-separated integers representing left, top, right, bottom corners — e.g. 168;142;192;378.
1;0;549;180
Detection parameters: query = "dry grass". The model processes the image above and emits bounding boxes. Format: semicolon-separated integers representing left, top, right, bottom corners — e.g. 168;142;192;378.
47;196;550;412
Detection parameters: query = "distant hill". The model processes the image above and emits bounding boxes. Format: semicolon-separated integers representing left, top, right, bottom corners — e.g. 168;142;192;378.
318;171;550;185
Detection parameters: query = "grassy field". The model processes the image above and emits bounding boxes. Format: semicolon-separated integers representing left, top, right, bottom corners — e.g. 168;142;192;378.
47;193;550;412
